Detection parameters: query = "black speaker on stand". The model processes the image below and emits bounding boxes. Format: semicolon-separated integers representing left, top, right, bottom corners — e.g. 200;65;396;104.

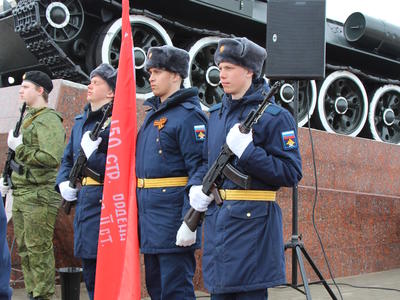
265;1;337;299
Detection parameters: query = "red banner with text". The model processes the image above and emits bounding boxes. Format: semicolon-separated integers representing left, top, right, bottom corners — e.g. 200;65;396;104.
94;0;141;298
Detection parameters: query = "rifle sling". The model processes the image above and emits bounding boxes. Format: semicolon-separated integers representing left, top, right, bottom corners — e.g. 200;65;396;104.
22;107;47;129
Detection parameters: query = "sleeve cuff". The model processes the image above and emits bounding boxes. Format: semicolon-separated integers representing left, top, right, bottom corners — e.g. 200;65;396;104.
237;142;256;170
14;144;24;156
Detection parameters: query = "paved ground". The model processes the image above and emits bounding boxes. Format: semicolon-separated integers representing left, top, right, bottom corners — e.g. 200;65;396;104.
11;268;400;299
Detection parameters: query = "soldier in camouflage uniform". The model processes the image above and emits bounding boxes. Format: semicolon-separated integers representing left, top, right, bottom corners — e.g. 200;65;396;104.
0;71;65;300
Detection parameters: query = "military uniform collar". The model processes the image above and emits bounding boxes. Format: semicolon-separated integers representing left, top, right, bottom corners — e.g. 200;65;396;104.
26;106;47;114
144;96;161;111
223;83;255;110
144;87;198;112
87;102;110;117
223;78;271;107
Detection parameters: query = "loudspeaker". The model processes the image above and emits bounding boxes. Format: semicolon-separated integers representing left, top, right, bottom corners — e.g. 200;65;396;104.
265;0;326;79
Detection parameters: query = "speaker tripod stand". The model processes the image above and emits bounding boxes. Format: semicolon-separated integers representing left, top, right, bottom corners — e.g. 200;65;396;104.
284;81;337;300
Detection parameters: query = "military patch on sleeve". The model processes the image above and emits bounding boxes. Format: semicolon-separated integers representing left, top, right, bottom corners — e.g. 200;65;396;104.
281;130;298;150
194;125;206;142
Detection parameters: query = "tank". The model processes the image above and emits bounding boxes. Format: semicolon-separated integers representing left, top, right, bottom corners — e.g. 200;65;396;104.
1;0;400;143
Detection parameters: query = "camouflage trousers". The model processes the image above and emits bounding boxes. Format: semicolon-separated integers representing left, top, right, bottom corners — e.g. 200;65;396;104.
12;186;60;300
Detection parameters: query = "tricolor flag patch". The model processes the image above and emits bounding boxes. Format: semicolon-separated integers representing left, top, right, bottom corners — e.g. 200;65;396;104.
194;124;206;142
281;130;297;150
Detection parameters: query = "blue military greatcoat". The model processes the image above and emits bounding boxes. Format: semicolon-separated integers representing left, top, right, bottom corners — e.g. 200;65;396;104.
200;79;302;293
56;104;110;259
136;87;207;253
0;194;12;300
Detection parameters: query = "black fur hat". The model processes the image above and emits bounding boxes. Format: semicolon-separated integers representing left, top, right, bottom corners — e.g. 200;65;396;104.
22;71;53;93
90;63;117;91
214;37;267;77
145;45;189;79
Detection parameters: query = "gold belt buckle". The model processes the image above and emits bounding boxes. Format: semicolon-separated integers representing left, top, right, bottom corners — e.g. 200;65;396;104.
219;189;226;200
137;178;144;188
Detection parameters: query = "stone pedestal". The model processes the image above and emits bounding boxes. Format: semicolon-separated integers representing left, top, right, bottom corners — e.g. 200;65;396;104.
281;129;400;283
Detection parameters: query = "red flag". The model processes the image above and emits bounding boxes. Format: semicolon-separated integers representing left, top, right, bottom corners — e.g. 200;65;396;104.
94;0;141;298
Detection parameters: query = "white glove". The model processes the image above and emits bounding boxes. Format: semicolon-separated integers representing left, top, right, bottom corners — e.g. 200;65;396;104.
59;181;78;201
81;131;102;159
176;221;197;247
0;177;10;197
226;123;253;158
7;129;23;151
189;185;214;212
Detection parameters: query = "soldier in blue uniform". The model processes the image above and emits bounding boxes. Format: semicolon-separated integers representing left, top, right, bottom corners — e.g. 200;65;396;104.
136;45;207;300
0;193;12;300
56;63;117;300
184;37;303;299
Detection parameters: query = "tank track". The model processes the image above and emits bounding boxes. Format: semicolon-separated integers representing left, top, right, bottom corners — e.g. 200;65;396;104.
12;0;89;83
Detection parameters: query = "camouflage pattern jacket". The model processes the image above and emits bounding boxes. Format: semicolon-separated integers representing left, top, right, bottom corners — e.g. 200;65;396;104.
11;107;65;189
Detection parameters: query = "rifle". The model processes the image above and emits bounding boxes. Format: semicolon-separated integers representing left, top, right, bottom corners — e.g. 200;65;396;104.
2;102;27;206
61;102;113;214
184;81;282;231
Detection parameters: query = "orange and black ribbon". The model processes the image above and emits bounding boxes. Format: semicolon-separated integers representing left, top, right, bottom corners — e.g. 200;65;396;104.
154;117;167;130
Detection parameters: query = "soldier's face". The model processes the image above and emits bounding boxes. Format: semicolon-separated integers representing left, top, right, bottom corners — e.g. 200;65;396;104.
19;81;43;105
148;68;180;101
87;75;114;103
219;62;253;99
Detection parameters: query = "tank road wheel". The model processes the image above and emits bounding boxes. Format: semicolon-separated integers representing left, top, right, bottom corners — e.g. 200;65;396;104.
38;0;84;42
97;15;172;99
317;71;368;136
184;37;224;109
271;80;317;127
369;85;400;144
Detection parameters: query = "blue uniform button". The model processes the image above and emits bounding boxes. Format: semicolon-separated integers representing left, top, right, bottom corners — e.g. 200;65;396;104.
158;149;162;154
